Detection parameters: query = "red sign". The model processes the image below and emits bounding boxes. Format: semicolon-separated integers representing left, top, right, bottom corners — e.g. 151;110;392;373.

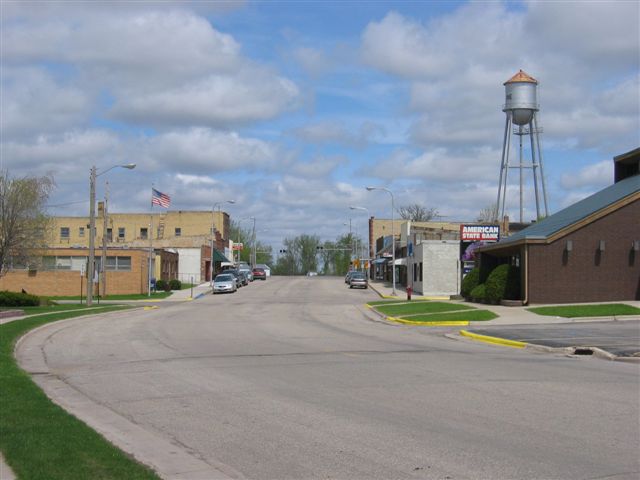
232;243;244;251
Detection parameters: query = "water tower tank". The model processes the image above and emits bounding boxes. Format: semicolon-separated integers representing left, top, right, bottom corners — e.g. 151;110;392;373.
503;70;538;126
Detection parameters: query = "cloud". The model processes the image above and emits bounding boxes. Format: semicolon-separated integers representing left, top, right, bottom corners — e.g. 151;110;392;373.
560;160;613;190
145;128;279;173
111;70;299;127
292;47;333;77
291;120;384;147
1;68;92;138
290;155;345;177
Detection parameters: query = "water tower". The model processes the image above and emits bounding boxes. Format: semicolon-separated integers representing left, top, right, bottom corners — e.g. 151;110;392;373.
495;70;549;223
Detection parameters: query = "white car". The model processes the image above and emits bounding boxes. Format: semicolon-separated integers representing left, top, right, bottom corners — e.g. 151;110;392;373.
213;273;237;294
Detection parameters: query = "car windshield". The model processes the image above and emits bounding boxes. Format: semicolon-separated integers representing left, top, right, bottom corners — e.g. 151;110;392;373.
351;273;365;279
215;275;233;281
253;268;264;273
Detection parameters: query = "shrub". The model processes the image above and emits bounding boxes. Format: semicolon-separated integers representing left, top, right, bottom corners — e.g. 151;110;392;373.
461;268;480;299
155;279;167;291
470;284;486;303
483;264;522;303
169;279;182;290
0;290;40;307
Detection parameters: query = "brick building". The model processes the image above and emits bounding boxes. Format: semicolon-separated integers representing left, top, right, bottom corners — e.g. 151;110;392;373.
0;247;151;297
477;148;640;304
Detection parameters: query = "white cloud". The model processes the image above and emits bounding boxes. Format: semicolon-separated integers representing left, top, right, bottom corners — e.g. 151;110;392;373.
145;128;279;173
1;68;92;138
293;47;332;77
111;70;299;127
560;160;613;190
291;120;384;147
290;155;345;177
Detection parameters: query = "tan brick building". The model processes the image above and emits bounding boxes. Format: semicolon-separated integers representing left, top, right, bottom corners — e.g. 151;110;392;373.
0;247;150;296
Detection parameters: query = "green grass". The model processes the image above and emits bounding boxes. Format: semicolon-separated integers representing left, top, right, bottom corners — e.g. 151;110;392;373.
374;301;476;316
399;310;498;322
0;305;115;316
50;291;172;301
0;307;160;480
527;303;640;318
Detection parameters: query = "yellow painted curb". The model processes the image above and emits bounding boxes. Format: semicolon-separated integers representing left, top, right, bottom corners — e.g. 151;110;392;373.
459;330;526;349
143;306;159;310
387;316;469;326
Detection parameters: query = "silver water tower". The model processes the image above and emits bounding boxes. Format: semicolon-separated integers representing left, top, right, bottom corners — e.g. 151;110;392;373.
495;70;549;223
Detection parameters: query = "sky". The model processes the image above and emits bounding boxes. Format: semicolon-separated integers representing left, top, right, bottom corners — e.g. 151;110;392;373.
1;0;638;253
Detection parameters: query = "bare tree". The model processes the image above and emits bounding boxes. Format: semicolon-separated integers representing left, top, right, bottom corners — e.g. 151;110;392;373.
477;204;498;223
397;203;438;222
0;171;54;276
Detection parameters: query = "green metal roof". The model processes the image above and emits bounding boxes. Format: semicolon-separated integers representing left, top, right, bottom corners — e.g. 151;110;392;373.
213;249;230;262
497;174;639;246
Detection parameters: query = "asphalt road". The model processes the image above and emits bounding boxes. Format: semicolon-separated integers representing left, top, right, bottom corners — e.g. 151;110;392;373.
468;322;640;357
22;277;640;479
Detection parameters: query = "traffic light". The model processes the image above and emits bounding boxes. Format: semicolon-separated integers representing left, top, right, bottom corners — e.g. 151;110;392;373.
279;249;287;253
316;246;324;251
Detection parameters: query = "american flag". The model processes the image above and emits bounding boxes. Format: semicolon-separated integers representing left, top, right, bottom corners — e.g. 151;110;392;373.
151;188;171;208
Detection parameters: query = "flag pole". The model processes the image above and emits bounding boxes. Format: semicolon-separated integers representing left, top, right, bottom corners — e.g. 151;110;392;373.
148;185;154;297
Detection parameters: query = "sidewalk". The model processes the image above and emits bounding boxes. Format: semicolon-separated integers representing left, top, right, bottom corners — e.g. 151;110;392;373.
164;281;212;301
367;280;640;326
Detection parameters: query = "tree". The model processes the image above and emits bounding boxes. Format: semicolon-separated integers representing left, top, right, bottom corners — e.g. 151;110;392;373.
477;204;498;223
0;171;54;276
397;203;438;222
228;220;273;266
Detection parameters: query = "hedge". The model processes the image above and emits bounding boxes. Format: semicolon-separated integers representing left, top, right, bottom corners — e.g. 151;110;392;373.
155;279;168;291
485;264;520;304
0;291;40;307
169;279;182;290
461;268;480;299
470;284;486;303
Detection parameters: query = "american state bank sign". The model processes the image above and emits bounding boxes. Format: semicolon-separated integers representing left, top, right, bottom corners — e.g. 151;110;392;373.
460;225;500;242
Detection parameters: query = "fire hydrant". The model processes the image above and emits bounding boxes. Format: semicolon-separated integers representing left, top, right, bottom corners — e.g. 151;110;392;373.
407;286;412;301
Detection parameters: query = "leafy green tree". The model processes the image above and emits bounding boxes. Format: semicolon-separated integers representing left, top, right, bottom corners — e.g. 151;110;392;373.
228;220;272;266
0;170;54;276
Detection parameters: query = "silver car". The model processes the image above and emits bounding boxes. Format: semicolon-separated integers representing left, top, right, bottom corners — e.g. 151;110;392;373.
213;274;237;294
349;272;368;289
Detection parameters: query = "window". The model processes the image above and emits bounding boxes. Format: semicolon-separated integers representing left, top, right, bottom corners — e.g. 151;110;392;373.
42;256;87;271
419;262;423;282
105;256;132;271
79;227;85;237
413;264;417;282
118;227;125;240
140;227;148;240
106;228;113;242
175;227;182;237
60;227;70;239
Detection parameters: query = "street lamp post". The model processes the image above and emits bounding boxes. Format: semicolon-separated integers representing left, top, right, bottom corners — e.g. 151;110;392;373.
366;186;396;296
238;216;256;267
87;163;136;306
211;200;235;285
350;206;371;277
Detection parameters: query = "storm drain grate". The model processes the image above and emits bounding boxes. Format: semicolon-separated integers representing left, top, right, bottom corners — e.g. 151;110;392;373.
573;347;594;356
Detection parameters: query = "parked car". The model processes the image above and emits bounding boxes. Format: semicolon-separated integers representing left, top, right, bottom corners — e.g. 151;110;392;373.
238;271;250;286
223;269;243;288
239;268;254;282
307;271;318;276
345;271;355;284
252;267;267;280
212;273;237;294
349;272;368;289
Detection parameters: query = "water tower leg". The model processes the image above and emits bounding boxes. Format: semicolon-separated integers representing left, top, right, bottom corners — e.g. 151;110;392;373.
529;120;541;220
495;115;510;221
533;113;550;217
500;114;512;221
519;125;524;223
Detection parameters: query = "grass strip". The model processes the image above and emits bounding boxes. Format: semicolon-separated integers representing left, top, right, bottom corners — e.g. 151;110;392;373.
0;307;160;480
50;291;172;301
1;305;110;316
527;303;640;318
375;301;476;316
398;310;498;322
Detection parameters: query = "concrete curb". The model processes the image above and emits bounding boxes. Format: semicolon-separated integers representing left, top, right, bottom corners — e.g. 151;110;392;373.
365;304;470;327
451;330;640;362
14;309;241;480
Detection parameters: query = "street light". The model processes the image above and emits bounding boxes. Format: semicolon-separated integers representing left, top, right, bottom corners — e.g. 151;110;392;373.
87;163;136;306
238;216;256;267
366;186;396;296
350;205;371;277
211;200;235;285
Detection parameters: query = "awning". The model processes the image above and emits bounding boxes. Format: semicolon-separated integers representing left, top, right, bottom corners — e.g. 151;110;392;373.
213;249;230;262
394;258;407;266
373;258;388;264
